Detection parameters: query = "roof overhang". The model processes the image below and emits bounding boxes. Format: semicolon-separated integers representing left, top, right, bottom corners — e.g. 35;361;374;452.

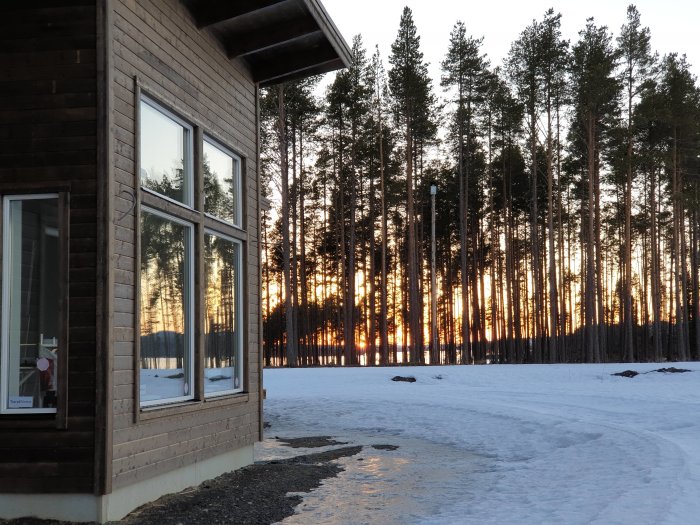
181;0;351;86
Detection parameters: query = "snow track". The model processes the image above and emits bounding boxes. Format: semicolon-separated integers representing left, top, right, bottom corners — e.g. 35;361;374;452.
263;363;700;524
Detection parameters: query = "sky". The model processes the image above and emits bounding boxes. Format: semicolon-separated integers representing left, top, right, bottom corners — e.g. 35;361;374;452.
321;0;700;87
263;362;700;524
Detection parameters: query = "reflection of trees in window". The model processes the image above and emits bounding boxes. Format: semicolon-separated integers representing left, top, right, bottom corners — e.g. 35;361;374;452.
140;211;188;370
203;144;238;224
139;99;190;205
204;234;238;370
143;163;185;203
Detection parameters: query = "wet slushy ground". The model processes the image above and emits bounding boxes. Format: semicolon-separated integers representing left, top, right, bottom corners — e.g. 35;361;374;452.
258;429;480;525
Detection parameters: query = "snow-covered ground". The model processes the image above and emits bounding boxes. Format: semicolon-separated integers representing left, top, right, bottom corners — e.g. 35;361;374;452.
261;363;700;525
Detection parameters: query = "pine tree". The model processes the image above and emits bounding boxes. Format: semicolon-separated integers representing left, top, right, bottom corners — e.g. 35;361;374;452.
568;19;620;362
388;7;436;363
617;4;654;361
441;21;489;363
507;18;544;362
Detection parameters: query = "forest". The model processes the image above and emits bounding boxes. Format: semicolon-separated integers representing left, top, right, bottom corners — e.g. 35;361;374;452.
260;5;700;367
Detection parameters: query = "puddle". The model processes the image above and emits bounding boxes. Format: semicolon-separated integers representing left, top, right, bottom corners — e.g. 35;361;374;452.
256;431;480;525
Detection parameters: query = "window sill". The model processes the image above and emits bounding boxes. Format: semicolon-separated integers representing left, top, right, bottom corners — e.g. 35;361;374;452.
0;413;58;429
138;392;250;422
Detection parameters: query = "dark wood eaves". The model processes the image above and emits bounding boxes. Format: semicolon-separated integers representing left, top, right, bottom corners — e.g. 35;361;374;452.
184;0;287;28
181;0;350;86
225;17;320;59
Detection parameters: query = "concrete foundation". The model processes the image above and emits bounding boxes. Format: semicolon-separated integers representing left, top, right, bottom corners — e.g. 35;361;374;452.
0;445;254;523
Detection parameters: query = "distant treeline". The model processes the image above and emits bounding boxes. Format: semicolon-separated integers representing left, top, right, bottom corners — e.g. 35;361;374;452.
261;6;700;366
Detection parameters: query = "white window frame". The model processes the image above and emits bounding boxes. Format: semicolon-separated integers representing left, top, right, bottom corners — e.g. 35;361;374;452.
203;136;243;228
140;95;195;209
1;193;60;414
203;229;244;398
139;206;195;408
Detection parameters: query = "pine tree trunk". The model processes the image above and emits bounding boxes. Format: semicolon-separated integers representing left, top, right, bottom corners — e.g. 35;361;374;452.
406;116;419;363
459;96;470;364
650;167;661;361
529;110;543;362
291;125;300;364
299;124;309;365
546;102;559;363
379;111;389;365
586;112;599;362
624;86;635;362
278;85;297;366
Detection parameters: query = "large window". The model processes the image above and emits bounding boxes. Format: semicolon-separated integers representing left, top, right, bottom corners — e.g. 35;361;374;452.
138;93;245;408
204;232;242;396
1;195;62;414
139;208;194;406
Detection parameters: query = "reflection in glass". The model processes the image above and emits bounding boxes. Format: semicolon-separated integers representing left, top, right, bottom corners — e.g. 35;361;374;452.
140;99;190;204
204;233;241;394
139;209;192;404
204;140;240;225
2;197;60;411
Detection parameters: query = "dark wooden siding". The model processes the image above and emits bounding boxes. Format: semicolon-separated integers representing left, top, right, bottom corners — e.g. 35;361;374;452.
110;0;260;490
0;2;97;493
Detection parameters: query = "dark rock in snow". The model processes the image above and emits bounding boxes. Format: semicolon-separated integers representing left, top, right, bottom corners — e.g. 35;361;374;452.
612;370;639;378
391;375;416;383
277;436;348;449
372;444;399;451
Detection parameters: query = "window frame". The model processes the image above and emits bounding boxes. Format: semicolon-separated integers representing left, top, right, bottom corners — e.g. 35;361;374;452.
0;193;69;419
135;88;247;414
203;229;244;398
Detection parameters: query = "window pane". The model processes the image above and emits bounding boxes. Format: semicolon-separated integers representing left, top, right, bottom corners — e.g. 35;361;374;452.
204;233;242;394
204;141;241;225
3;197;60;411
140;100;190;205
140;210;192;404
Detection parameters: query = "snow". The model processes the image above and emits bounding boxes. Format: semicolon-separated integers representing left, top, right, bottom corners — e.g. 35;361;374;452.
261;363;700;524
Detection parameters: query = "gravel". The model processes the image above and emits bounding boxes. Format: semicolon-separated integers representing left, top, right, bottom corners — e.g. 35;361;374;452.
0;441;363;525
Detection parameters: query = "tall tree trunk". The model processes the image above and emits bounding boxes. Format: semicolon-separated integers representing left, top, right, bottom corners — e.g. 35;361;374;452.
623;82;635;361
529;109;543;362
672;127;689;361
546;99;559;363
459;95;471;364
299;123;309;364
594;142;606;361
556;103;567;362
693;205;700;359
406;114;420;363
278;84;297;366
504;146;515;363
586;112;599;362
347;130;357;365
368;165;377;365
379;108;389;365
650;166;662;361
291;124;300;364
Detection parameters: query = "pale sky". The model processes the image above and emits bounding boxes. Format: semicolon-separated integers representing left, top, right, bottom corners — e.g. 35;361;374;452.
322;0;700;85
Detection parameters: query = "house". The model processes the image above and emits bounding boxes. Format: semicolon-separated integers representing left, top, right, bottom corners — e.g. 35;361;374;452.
0;1;349;522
